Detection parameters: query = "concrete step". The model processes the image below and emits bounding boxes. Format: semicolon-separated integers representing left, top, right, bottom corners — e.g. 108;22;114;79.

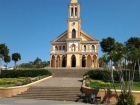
13;87;84;102
48;69;89;78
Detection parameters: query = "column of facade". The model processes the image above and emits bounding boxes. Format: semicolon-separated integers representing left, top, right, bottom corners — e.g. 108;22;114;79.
91;55;94;68
60;55;62;68
85;55;87;68
55;55;57;68
73;6;75;17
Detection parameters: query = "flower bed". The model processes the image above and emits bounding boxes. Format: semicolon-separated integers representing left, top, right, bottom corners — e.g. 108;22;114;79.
0;75;49;87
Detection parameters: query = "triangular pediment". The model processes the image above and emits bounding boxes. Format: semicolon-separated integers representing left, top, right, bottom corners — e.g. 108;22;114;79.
51;30;67;43
80;30;99;42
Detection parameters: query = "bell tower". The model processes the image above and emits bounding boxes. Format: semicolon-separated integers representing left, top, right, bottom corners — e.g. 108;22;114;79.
67;0;81;39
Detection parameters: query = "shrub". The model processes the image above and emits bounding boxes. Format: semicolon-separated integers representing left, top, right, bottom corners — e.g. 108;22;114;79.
0;70;52;78
117;92;136;105
85;70;140;82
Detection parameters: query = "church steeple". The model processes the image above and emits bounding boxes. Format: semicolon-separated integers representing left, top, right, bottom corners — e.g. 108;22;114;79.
68;0;80;19
71;0;78;3
67;0;81;39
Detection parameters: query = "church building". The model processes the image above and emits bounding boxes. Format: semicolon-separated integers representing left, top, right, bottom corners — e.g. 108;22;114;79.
50;0;99;68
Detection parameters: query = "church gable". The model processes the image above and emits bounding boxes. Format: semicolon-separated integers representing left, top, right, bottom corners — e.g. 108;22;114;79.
80;33;92;41
80;30;99;42
56;33;67;42
51;30;67;43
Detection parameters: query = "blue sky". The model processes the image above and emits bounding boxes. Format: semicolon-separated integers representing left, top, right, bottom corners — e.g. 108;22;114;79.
0;0;140;67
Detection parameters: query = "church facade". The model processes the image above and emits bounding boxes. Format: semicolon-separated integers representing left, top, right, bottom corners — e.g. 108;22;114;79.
50;0;99;68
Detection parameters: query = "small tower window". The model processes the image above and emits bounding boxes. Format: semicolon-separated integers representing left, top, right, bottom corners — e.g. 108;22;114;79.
72;29;76;38
63;46;65;51
75;7;77;16
71;7;73;16
91;45;95;52
55;46;58;51
84;45;86;51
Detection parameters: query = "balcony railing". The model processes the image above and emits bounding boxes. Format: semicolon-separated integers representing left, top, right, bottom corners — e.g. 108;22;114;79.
81;49;97;53
51;50;97;53
51;50;66;53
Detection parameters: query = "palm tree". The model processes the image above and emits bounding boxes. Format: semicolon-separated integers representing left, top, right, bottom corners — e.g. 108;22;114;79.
12;53;21;69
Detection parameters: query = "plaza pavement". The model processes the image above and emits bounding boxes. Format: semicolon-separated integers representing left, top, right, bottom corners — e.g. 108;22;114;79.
0;98;90;105
34;77;83;87
0;77;115;105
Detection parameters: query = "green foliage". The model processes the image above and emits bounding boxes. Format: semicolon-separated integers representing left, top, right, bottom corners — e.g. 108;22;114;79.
89;79;111;89
4;55;11;63
12;53;21;62
0;43;9;57
85;70;111;82
125;37;140;49
0;70;52;78
100;37;115;54
34;57;42;65
117;92;136;105
85;70;140;82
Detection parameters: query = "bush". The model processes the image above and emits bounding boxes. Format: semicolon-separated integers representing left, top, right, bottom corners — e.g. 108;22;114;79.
85;70;111;82
0;70;52;78
85;70;140;82
117;92;136;105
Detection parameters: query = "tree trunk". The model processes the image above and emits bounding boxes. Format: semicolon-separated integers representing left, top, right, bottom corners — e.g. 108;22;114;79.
15;61;17;70
111;60;119;100
130;62;136;93
6;63;8;69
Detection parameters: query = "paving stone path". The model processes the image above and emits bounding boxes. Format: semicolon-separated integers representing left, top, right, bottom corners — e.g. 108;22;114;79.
34;77;83;87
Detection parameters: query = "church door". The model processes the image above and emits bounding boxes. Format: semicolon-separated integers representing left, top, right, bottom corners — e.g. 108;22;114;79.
82;57;86;67
62;57;66;67
71;55;76;67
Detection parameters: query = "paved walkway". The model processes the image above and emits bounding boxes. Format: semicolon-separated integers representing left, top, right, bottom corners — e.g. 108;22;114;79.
34;77;83;87
0;98;92;105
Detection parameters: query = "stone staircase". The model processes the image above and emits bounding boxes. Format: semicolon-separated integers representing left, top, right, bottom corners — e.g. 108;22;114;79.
13;87;84;102
48;69;89;78
12;69;89;102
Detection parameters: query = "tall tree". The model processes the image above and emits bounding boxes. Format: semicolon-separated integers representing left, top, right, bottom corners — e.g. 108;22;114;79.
100;37;115;54
34;57;42;65
4;55;11;69
0;44;9;58
125;37;140;76
0;44;9;73
125;37;140;49
12;53;21;69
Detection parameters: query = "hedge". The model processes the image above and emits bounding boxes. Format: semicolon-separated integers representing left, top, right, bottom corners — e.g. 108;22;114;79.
0;70;52;78
85;70;140;82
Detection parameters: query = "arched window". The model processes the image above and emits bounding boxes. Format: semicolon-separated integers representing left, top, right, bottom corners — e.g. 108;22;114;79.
72;29;76;38
71;7;73;16
91;45;95;52
63;46;65;51
55;46;58;51
84;45;86;51
75;7;77;16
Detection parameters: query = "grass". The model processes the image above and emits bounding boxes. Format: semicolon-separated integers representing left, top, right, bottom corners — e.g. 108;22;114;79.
0;75;49;87
87;78;140;91
0;84;15;87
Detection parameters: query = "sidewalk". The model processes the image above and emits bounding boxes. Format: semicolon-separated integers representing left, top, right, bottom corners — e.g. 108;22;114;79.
0;98;94;105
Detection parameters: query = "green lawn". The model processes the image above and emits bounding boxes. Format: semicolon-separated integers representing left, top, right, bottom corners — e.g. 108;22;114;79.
0;75;48;87
87;78;140;91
